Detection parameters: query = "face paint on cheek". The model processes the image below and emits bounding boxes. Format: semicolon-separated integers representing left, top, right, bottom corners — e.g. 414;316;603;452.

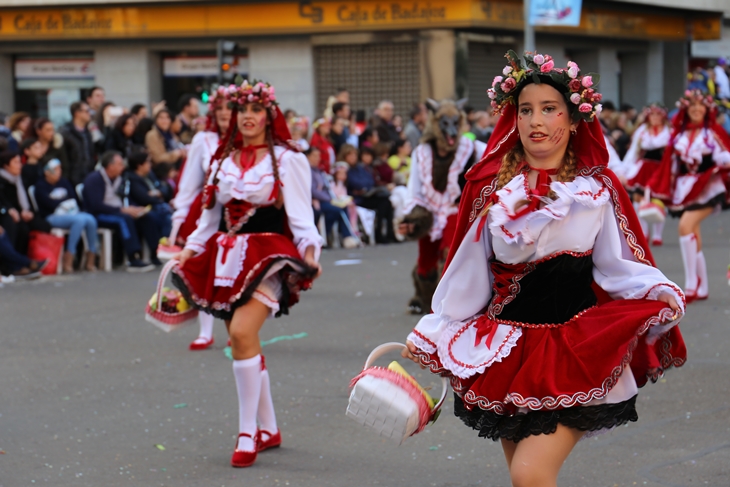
548;128;565;145
557;112;563;117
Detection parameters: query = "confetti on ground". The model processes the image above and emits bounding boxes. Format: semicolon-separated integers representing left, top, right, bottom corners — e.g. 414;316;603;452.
0;450;5;454
429;446;438;451
334;259;362;266
224;333;309;359
154;444;166;451
173;403;187;409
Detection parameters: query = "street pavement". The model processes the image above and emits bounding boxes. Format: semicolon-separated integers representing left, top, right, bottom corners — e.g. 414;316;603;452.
1;213;730;487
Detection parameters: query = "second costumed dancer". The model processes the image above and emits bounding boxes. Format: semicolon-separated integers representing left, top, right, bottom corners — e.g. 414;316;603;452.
402;51;687;485
400;99;485;314
173;79;322;468
621;103;671;245
647;90;730;302
164;86;232;350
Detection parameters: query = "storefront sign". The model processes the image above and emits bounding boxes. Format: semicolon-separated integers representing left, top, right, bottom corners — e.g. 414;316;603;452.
529;0;582;27
14;59;94;79
0;0;720;41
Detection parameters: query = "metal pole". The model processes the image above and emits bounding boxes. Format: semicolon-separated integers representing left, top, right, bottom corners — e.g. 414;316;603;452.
523;0;535;53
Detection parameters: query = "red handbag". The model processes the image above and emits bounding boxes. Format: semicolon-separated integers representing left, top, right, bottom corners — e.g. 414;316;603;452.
27;231;64;275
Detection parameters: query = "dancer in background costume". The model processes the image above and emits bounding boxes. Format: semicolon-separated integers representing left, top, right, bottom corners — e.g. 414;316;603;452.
164;87;232;350
622;103;671;245
402;51;686;486
647;90;730;302
173;80;322;468
399;98;486;314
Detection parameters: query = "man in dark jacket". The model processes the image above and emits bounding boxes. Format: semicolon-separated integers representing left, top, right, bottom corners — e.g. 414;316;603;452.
82;150;155;272
60;101;97;186
124;152;171;256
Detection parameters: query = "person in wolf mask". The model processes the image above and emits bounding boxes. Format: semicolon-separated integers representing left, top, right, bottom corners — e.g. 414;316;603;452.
399;98;486;314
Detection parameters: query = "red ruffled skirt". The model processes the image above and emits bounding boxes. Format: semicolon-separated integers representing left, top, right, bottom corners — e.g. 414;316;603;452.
172;232;316;321
626;158;661;191
412;253;686;441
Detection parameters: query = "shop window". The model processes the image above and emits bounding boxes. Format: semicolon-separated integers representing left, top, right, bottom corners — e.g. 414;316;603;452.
314;42;420;119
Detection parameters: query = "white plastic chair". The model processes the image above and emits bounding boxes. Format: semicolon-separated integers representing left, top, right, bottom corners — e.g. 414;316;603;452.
355;206;377;246
76;183;114;272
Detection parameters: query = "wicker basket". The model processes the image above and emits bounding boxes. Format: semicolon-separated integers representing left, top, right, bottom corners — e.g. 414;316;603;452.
145;260;198;333
638;189;666;225
347;343;448;445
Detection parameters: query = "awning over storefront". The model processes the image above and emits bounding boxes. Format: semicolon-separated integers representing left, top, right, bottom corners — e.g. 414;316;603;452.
0;0;722;41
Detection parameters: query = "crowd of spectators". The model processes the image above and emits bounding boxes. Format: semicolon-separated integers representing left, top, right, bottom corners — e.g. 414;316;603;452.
0;83;500;281
0;86;188;281
288;89;497;247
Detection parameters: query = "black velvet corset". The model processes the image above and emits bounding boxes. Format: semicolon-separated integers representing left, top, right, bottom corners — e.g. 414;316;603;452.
679;154;714;175
490;253;597;325
642;148;664;161
219;202;285;235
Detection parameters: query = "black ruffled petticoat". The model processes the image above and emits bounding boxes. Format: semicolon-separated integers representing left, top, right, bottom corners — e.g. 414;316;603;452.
454;393;638;442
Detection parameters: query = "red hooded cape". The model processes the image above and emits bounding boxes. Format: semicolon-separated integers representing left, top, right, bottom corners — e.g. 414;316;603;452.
647;105;730;205
445;104;656;280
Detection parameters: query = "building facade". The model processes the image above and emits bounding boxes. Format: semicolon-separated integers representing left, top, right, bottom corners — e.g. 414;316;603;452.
0;0;726;125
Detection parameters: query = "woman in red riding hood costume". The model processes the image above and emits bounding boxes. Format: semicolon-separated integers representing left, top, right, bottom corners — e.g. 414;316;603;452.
173;79;322;468
401;51;686;485
164;85;233;351
646;90;730;302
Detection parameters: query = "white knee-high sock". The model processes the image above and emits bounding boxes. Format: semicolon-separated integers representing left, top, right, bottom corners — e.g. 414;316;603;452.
679;234;698;292
634;202;649;237
697;251;708;297
198;312;214;341
233;355;262;451
651;221;665;241
257;356;278;435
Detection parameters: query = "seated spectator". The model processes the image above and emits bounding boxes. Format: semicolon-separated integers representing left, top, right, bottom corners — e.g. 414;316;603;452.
8;112;31;144
372;101;400;143
145;109;186;166
359;127;380;149
82;150;155;272
404;103;426;150
387;139;412;179
133;117;154;146
310;118;334;174
332;161;358;237
345;145;394;244
125;151;172;255
306;147;356;249
0;151;52;256
20;138;45;189
0;224;47;279
330;117;349;157
130;103;149;122
151;162;176;202
35;159;98;273
372;142;395;188
290;116;310;151
471;111;494;144
104;114;138;159
30;118;69;171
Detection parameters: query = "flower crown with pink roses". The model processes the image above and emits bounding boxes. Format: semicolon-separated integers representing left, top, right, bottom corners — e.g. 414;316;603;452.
208;84;233;111
225;77;278;109
676;89;714;109
488;50;602;123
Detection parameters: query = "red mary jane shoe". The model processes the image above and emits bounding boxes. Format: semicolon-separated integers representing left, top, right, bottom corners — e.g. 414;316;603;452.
257;429;282;452
231;433;257;468
189;337;214;351
651;238;663;246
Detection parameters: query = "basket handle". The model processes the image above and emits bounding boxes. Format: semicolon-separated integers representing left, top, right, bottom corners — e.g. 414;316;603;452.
362;342;449;414
154;259;179;310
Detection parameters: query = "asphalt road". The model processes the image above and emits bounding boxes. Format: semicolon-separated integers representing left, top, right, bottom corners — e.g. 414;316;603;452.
1;213;730;487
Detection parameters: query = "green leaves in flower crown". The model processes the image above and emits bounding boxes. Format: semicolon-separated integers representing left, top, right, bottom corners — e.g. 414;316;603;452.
234;74;244;86
505;50;524;71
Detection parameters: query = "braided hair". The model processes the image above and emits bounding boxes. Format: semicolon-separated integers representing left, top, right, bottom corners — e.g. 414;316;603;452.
266;119;284;209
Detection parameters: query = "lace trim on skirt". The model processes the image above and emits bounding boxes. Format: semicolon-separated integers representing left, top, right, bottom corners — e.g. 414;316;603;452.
453;393;638;442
